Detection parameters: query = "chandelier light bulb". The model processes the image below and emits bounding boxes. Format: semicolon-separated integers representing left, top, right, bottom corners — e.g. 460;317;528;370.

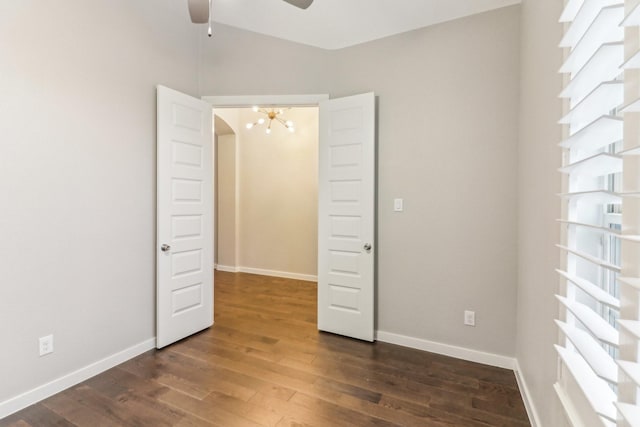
246;106;293;134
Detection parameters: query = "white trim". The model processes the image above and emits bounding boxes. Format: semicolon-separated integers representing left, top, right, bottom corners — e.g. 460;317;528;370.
237;266;317;282
215;264;240;273
214;265;317;282
202;94;329;108
514;360;542;427
233;131;240;268
375;330;516;370
0;338;155;419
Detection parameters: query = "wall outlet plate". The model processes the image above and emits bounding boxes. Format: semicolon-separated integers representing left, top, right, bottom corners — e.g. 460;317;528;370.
39;335;54;356
464;310;475;327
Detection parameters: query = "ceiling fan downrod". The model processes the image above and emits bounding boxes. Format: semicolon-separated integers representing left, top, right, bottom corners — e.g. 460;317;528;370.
208;0;213;37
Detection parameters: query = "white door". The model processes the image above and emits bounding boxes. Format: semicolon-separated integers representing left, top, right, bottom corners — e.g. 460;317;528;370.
318;92;376;342
156;85;213;349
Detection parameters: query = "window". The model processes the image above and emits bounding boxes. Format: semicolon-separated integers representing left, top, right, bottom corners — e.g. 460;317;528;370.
556;0;640;425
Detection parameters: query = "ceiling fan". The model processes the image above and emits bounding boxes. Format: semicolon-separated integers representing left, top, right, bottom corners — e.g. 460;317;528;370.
188;0;314;27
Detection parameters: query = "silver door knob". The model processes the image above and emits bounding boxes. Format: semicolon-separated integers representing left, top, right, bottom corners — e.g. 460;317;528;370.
161;244;171;252
363;243;372;251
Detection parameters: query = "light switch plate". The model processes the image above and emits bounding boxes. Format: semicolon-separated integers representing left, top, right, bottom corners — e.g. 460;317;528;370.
394;198;404;212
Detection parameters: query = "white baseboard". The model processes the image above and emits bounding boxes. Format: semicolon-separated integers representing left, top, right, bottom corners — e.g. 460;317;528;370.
215;264;239;273
239;267;317;282
215;265;317;282
514;360;542;427
0;337;156;419
375;330;516;370
375;331;540;426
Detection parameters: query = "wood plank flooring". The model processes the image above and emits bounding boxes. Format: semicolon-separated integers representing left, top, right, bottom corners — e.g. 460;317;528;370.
1;271;530;426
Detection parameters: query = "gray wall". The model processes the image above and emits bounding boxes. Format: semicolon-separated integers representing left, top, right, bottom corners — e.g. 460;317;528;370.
200;5;521;358
0;0;199;404
517;0;565;425
199;24;331;96
331;6;520;356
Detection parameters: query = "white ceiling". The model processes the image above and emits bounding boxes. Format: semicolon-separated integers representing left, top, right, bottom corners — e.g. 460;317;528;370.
211;0;521;50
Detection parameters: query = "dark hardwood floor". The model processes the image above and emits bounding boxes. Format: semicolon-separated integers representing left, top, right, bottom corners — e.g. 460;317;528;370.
2;271;530;426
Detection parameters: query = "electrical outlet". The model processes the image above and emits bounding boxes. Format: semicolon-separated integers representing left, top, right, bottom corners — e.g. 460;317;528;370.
39;335;54;356
464;310;476;327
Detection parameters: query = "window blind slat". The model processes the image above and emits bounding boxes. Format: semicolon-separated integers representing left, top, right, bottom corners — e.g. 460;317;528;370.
556;295;620;346
615;402;640;426
558;190;621;204
621;96;640;113
617;360;640;388
559;81;623;127
559;152;622;176
622;48;640;68
556;320;618;383
555;345;618;422
559;43;623;103
618;276;640;291
557;245;621;272
618;234;640;242
558;115;622;151
621;191;640;198
622;1;640;26
557;219;621;234
559;6;624;75
618;145;640;155
560;0;585;23
556;269;621;308
617;319;640;339
560;1;621;48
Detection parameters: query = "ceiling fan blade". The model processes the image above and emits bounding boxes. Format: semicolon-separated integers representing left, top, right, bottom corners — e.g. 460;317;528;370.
188;0;209;23
282;0;314;9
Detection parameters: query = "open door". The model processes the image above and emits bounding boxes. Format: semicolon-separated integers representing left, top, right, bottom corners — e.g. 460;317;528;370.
156;85;214;349
318;92;376;342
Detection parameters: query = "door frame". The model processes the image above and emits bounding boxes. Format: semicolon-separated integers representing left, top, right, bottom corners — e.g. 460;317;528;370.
202;94;329;108
202;93;377;340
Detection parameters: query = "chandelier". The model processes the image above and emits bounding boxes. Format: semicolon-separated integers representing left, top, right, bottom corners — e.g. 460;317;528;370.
245;106;294;134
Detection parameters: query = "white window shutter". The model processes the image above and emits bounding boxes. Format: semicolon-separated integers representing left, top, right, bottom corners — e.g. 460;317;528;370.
615;1;640;424
556;0;633;425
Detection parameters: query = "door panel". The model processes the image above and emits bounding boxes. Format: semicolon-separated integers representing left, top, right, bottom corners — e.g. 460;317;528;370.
157;85;213;349
318;93;375;342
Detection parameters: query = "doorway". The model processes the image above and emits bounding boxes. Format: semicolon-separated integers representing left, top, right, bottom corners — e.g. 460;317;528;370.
156;90;376;348
212;106;320;282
